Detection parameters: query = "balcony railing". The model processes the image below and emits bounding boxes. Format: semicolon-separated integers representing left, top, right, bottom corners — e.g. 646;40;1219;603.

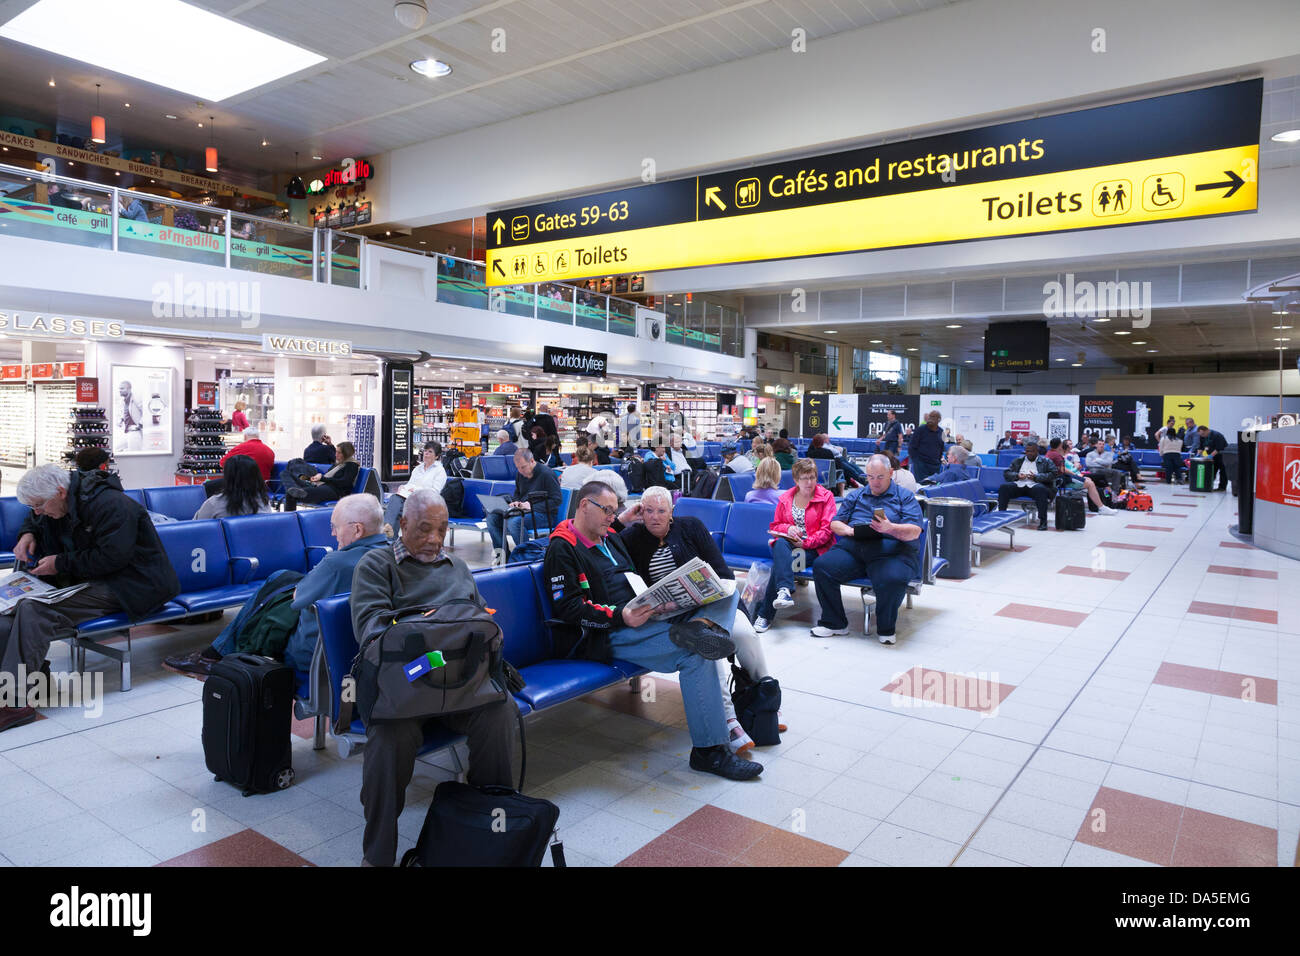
0;162;653;339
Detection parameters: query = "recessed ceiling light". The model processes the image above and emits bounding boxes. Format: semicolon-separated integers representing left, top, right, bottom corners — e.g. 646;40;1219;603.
410;58;452;78
946;324;962;329
1145;349;1158;353
1;0;326;101
1275;337;1291;342
963;359;973;363
938;354;949;358
1273;324;1293;330
47;77;55;86
1071;362;1083;366
1271;129;1300;143
869;339;882;344
196;121;203;128
1055;357;1065;362
825;330;837;334
312;155;322;161
1093;317;1110;323
164;114;177;119
1114;330;1130;335
906;347;918;351
123;101;129;107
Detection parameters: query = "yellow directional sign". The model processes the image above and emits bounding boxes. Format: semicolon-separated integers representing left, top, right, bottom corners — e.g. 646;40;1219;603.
1163;395;1210;426
488;81;1262;286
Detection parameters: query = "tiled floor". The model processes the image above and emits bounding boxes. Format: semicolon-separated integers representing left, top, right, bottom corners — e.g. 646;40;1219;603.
1;483;1297;867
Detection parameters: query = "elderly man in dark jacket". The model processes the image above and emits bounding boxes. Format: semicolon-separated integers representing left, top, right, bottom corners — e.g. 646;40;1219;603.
0;464;180;731
997;442;1058;530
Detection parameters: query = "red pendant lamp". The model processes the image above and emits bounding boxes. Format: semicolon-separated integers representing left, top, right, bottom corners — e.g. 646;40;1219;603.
205;115;218;172
90;83;106;144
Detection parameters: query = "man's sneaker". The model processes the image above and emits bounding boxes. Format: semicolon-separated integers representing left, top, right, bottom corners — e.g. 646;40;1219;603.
689;745;762;780
772;588;794;609
0;706;38;733
726;718;755;756
878;631;897;645
163;650;217;677
753;616;770;633
1098;505;1118;515
811;625;850;638
668;618;735;660
1038;519;1049;531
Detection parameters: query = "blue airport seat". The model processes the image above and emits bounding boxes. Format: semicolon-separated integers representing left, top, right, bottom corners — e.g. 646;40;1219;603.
143;485;208;521
153;519;259;613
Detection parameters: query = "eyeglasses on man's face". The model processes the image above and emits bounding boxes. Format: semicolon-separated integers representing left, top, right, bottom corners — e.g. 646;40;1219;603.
583;498;618;518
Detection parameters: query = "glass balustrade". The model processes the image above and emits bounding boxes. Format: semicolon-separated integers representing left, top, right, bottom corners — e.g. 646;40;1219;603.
0;161;742;356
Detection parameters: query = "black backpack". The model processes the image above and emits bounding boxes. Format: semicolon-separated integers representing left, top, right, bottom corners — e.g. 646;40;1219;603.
642;457;668;489
730;665;781;746
443;477;465;517
625;455;646;493
690;469;719;499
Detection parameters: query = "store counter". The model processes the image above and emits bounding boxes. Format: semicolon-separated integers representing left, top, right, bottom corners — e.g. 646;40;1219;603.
1250;424;1300;561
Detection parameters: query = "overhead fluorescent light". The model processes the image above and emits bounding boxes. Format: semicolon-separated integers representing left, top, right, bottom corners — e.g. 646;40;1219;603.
0;0;326;102
1271;129;1300;143
410;58;452;78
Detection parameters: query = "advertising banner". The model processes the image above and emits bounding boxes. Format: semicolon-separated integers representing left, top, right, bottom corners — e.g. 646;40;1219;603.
1162;394;1210;429
859;395;920;439
111;365;172;456
922;395;1080;451
1080;395;1162;446
75;377;98;403
196;382;217;406
828;394;857;439
1254;440;1300;508
383;364;413;480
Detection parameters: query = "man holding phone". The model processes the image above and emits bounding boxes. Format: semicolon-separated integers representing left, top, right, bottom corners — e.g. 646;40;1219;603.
811;454;923;645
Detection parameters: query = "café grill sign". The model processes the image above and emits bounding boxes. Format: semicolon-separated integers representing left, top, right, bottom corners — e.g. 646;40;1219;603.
543;345;607;378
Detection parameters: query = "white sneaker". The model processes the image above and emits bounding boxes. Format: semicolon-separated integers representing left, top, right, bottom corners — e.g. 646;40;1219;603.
772;588;794;609
1098;505;1118;515
491;548;506;567
878;631;897;645
811;625;850;638
753;616;770;633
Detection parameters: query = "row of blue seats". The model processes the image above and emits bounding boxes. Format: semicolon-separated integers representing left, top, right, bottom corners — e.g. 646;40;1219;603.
61;509;345;692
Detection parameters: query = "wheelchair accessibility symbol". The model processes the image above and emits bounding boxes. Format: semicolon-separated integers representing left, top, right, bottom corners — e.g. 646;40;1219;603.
1142;172;1183;212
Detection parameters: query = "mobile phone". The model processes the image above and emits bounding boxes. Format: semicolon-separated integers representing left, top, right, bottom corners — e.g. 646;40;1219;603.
873;508;886;521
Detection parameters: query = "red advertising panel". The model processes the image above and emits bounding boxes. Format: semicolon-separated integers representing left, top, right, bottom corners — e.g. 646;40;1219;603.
29;363;54;379
75;377;99;402
1254;442;1300;508
62;362;85;377
1;364;24;380
196;381;218;406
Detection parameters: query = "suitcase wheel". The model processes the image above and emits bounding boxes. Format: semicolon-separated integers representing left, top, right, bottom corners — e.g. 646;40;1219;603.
400;848;421;867
275;767;296;790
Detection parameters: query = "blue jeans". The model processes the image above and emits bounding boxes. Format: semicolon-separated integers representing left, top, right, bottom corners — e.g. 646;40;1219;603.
211;569;301;658
757;537;816;621
1161;452;1185;483
837;457;866;483
813;539;918;636
609;591;739;748
383;493;405;531
486;510;530;551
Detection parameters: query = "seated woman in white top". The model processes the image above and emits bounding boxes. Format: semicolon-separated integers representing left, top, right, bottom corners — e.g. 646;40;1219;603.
194;455;273;519
383;440;447;532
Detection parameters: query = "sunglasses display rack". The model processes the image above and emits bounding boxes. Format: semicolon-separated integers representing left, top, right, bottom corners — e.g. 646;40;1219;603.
63;403;113;468
174;407;226;482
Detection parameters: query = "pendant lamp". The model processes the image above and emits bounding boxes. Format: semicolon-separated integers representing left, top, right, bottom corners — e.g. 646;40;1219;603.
286;151;307;199
205;115;218;172
90;83;106;144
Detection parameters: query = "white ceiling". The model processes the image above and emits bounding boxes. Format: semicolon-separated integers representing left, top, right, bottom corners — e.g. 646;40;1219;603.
0;0;962;180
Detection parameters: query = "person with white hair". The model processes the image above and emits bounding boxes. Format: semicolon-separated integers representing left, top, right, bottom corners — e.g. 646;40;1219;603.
350;487;518;866
303;423;335;465
383;441;447;533
204;425;275;497
617;487;787;756
559;444;628;501
493;429;518;457
1;464;180;731
165;493;389;677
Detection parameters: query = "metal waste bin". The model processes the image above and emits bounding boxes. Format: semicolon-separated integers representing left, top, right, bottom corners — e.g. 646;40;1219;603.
924;496;973;579
1190;457;1214;492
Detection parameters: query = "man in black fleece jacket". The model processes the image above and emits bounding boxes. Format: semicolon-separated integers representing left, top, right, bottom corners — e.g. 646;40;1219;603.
543;481;762;781
1;465;180;731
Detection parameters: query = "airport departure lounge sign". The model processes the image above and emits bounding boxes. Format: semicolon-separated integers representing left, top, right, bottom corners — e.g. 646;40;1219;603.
486;81;1261;285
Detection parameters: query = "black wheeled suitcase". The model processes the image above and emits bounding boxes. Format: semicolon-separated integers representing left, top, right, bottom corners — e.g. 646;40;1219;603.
400;783;564;867
1054;491;1087;531
202;653;296;796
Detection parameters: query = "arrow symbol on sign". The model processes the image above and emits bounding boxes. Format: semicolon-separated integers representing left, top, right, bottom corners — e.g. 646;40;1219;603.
833;416;853;429
1194;170;1245;199
1179;401;1195;410
704;186;726;211
492;259;505;277
491;218;505;244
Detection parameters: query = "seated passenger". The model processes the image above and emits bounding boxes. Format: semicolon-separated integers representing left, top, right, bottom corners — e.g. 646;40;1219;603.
812;455;923;645
303;424;336;465
383;441;447;533
194;455;274;519
204;426;274;497
1060;452;1117;515
486;448;561;561
560;445;629;500
164;494;390;676
720;442;753;475
927;445;975;485
544;481;762;781
283;441;360;511
884;450;918;492
753;459;836;633
808;433;866;487
352;489;517;866
2;465;180;732
770;438;796;470
744;458;783;505
541;434;563;469
1084;438;1125;495
494;429;518;457
617;487;782;756
997;441;1057;530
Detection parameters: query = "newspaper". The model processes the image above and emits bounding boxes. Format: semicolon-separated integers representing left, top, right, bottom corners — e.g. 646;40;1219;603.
623;557;736;621
0;571;88;615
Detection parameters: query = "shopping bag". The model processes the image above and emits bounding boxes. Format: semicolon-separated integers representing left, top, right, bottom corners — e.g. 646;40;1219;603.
739;561;771;622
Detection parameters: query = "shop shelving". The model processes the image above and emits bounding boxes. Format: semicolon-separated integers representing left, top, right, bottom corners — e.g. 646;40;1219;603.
64;404;112;469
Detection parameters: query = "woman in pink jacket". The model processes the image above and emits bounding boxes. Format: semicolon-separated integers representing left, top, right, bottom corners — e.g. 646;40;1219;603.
753;458;837;632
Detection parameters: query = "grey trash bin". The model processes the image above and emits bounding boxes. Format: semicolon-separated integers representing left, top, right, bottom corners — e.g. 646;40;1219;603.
925;496;974;579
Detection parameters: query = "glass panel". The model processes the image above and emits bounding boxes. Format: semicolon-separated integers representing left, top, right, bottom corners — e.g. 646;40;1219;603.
327;231;359;287
0;168;113;249
574;289;607;331
117;195;226;267
229;215;313;282
665;301;685;344
498;284;538;319
436;253;487;308
538;282;576;325
702;304;721;352
608;298;636;336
